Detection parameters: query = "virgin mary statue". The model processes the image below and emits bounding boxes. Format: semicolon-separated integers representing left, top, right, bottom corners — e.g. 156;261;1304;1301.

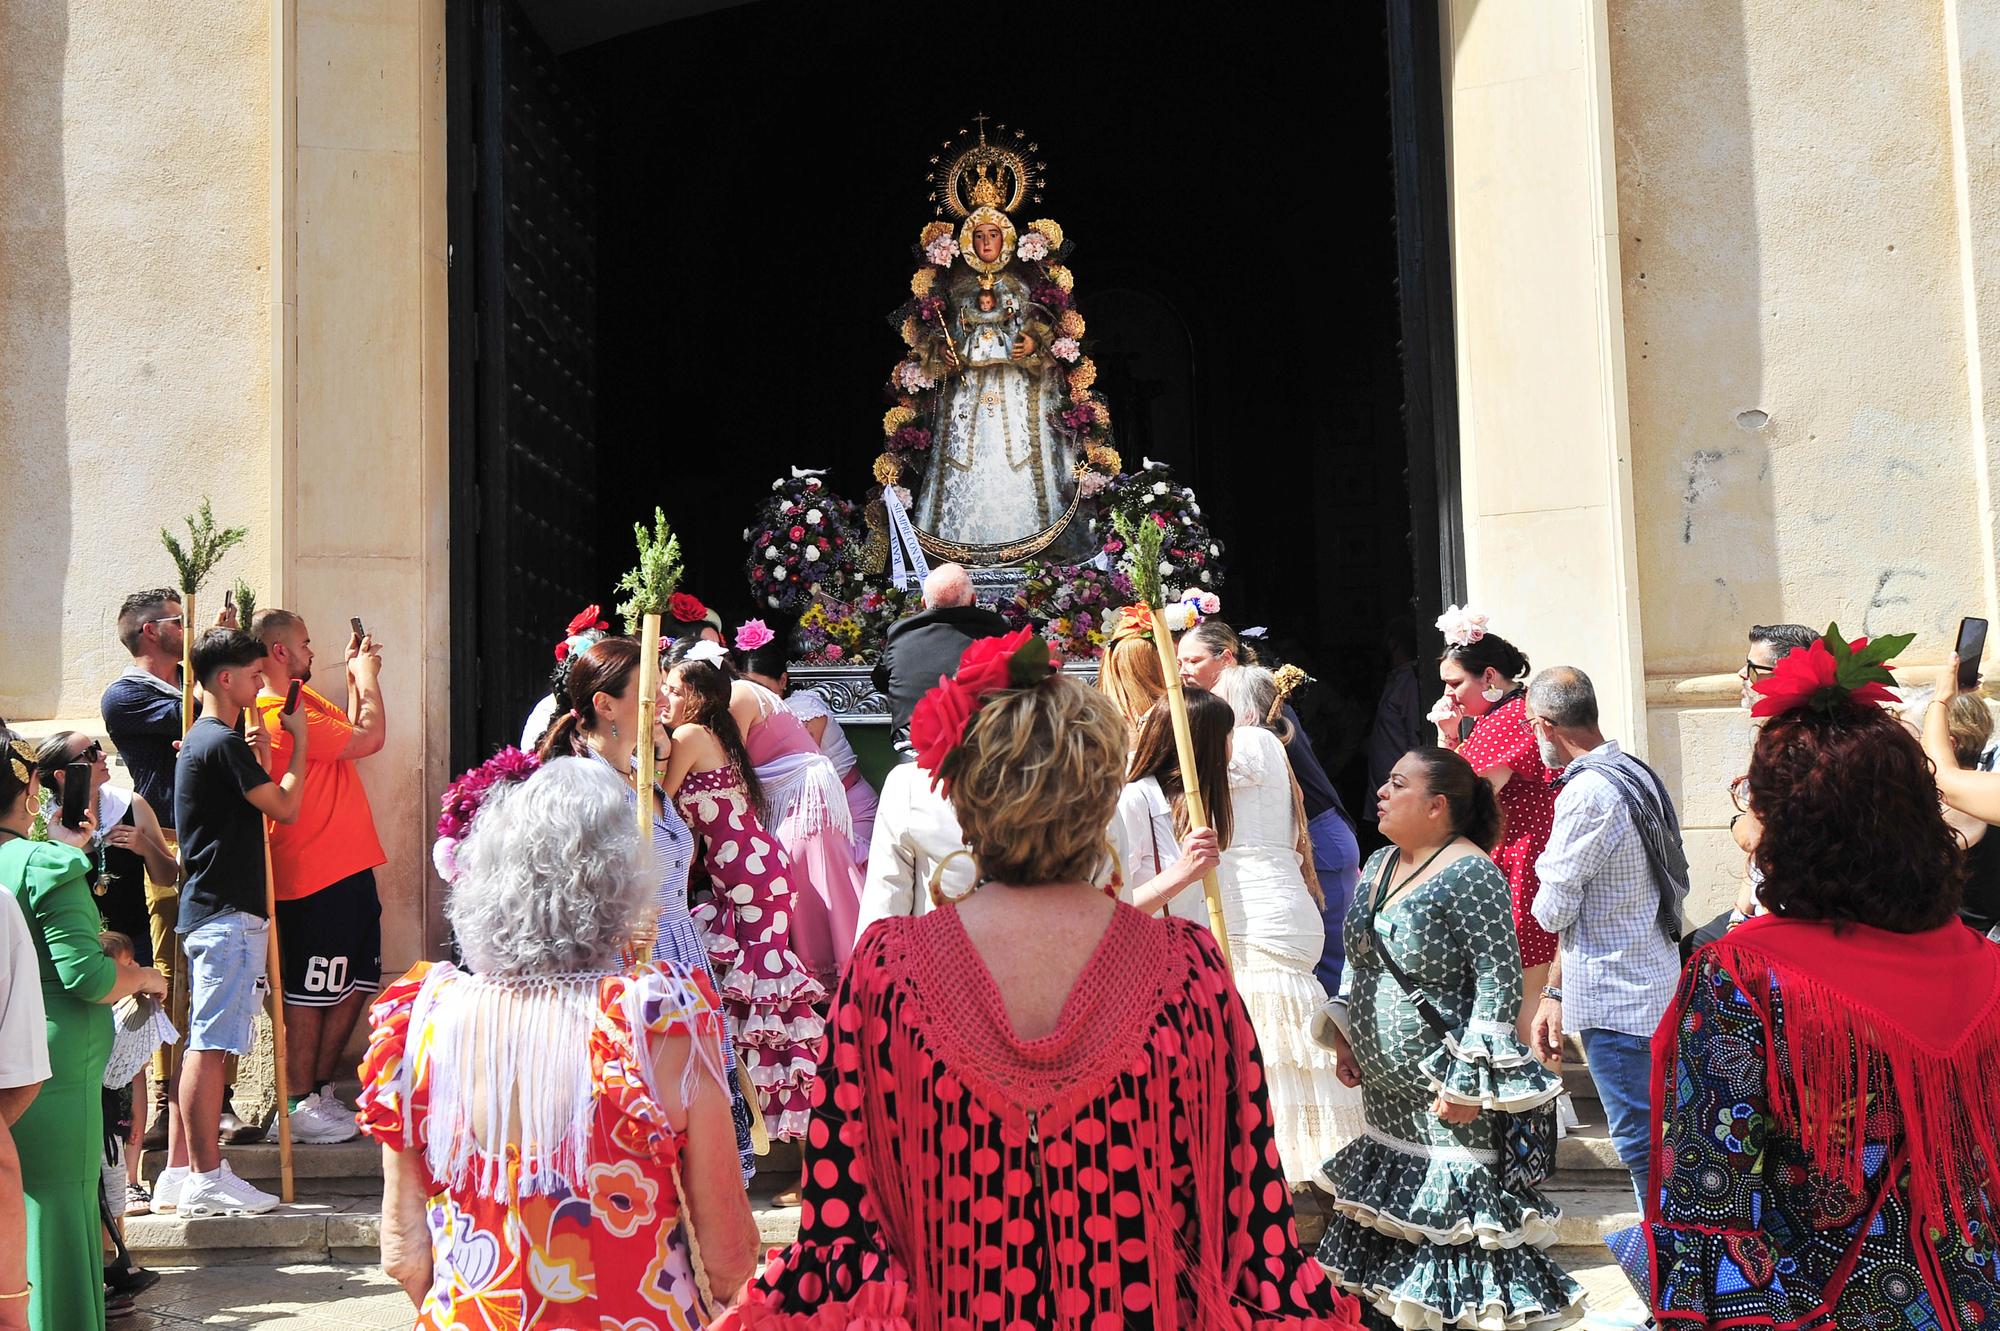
911;192;1078;559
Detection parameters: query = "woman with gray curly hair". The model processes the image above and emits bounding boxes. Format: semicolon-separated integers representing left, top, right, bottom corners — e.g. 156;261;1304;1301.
358;756;758;1326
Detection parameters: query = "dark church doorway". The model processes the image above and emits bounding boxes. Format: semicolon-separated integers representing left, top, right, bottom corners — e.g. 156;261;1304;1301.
446;0;1462;828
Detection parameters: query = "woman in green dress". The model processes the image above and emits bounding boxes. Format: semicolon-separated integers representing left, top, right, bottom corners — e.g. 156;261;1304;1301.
0;734;167;1331
1314;746;1582;1330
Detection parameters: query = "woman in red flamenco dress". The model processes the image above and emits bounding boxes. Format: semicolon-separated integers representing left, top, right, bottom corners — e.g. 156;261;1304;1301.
662;656;824;1141
715;630;1361;1331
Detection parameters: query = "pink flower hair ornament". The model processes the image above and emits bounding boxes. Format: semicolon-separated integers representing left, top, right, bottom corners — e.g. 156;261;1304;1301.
1435;604;1490;649
432;747;541;883
735;619;776;652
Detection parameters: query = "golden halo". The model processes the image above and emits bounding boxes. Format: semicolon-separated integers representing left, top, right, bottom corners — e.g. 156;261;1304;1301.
957;207;1017;278
924;117;1047;218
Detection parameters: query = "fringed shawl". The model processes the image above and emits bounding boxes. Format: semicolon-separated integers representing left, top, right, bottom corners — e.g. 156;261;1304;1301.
1655;914;2000;1244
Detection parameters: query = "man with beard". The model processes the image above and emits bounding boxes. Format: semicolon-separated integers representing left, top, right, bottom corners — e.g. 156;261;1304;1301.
1522;666;1689;1215
248;609;386;1146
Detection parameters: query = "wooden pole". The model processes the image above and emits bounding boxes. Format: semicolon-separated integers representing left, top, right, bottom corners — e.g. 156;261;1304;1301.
256;711;296;1204
169;591;196;1089
635;612;662;860
1145;604;1233;972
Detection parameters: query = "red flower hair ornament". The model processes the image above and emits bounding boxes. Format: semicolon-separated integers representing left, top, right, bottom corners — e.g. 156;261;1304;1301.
668;592;710;625
910;628;1059;791
1750;622;1914;719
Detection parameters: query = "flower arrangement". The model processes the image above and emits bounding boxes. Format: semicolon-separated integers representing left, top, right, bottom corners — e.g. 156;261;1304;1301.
1751;623;1913;718
433;746;540;883
743;472;861;614
1000;560;1137;659
791;585;918;665
1094;460;1225;597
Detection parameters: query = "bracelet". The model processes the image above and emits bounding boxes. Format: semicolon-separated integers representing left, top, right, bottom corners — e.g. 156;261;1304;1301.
0;1286;30;1301
1541;986;1563;1002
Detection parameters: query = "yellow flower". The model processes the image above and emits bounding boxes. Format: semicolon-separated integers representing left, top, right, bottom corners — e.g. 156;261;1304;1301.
910;268;935;297
1029;218;1065;248
1086;444;1122;473
1091;399;1111;428
900;317;921;347
1068;358;1097;393
1058;309;1085;341
1048;264;1074;292
883;405;916;437
920;220;953;249
873;454;902;486
800;605;829;630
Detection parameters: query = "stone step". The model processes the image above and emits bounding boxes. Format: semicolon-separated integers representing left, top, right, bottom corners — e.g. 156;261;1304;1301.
1541;1185;1642;1254
141;1137;379;1183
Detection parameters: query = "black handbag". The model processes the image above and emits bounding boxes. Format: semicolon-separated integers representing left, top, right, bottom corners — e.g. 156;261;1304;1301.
1365;860;1560;1192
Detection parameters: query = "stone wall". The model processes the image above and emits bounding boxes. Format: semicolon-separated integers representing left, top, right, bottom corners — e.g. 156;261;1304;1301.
0;2;274;720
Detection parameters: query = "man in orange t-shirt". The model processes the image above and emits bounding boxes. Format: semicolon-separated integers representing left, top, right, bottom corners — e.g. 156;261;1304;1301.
250;609;386;1145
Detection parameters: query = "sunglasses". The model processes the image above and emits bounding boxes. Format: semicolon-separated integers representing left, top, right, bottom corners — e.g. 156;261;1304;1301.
1740;658;1775;680
150;615;185;629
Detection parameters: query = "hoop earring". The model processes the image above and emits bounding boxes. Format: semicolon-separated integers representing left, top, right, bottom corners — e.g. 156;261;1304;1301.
928;848;980;910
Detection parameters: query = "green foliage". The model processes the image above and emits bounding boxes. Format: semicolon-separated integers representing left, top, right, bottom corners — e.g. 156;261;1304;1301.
1823;622;1915;690
616;508;684;633
231;579;257;624
1111;509;1167;608
160;498;248;596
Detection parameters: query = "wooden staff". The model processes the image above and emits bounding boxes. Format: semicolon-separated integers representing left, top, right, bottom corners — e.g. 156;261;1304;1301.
1145;604;1233;972
256;700;296;1204
635;611;662;856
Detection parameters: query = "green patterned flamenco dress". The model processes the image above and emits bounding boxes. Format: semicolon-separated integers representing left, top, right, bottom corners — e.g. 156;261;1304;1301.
1315;849;1583;1330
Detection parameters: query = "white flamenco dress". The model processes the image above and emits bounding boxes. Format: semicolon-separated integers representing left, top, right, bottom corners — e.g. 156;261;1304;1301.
1219;724;1367;1183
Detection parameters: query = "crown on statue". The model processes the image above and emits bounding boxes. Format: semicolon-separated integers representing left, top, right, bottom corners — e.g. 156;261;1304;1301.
968;162;1008;210
926;114;1046;219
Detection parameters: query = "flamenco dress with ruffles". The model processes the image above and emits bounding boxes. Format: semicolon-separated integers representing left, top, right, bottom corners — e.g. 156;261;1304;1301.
717;902;1365;1331
1315;849;1582;1330
355;959;730;1330
679;764;825;1140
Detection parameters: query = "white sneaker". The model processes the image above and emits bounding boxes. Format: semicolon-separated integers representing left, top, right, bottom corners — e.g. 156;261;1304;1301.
151;1166;188;1213
288;1092;358;1144
178;1163;279;1217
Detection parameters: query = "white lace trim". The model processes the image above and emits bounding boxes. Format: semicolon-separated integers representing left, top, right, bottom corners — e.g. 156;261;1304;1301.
1360;1124;1499;1167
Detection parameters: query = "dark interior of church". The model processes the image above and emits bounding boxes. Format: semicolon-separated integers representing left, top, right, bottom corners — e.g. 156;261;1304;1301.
456;0;1442;819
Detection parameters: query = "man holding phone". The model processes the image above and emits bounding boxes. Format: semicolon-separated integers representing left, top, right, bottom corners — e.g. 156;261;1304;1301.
161;628;308;1217
248;610;385;1147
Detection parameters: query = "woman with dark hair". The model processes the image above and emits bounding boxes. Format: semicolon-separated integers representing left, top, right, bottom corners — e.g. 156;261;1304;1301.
1114;688;1230;922
719;630;1361;1329
1430;609;1559;1048
733;629;879;870
534;636;757;1174
1640;634;2000;1324
661;657;823;1140
1314;745;1581;1329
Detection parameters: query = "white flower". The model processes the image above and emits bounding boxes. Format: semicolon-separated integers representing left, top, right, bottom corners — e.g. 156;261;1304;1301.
894;359;936;392
1051;337;1081;363
765;546;780;561
806;508;823;525
742;528;751;540
1152;482;1169;496
1197;591;1221;615
1163;603;1196;633
890;485;913;509
1017;231;1051;261
1434;604;1491;648
1159;560;1174;575
925;233;959;266
1208;543;1220;556
1200;570;1213;584
775;568;788;581
1078;471;1112;498
805;546;821;562
771;479;786;491
767;596;781;608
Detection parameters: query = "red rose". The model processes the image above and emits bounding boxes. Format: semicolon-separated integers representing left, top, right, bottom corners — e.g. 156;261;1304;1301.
554;640;571;662
952;626;1056;697
566;604;603;636
910;678;976;785
668;592;707;623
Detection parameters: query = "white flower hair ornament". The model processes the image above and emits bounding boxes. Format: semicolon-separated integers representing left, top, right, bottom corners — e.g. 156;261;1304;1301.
683;640;730;667
1435;604;1490;649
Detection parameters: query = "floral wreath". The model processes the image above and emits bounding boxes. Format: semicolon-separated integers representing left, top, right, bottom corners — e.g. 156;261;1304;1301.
432;747;540;883
910;627;1059;791
1750;622;1913;719
1435;604;1490;649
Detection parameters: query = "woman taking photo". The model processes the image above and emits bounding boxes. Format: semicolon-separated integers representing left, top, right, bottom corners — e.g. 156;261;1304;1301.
1429;609;1557;1049
661;657;823;1140
532;635;755;1174
1315;746;1581;1330
720;629;1360;1329
1;730;168;1331
1212;664;1364;1182
1642;632;2000;1322
361;756;759;1326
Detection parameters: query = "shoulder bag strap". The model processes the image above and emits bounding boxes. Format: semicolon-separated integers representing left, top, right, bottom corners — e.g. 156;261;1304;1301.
1364;854;1455;1041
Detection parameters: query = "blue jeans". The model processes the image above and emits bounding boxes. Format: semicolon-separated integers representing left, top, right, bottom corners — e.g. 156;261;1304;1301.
1307;808;1360;995
1579;1027;1654;1214
183;911;270;1055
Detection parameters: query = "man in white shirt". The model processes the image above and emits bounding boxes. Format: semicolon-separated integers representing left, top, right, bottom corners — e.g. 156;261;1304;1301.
1;883;48;1325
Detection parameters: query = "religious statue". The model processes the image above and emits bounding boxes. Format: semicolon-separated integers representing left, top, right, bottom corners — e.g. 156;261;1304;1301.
872;119;1121;568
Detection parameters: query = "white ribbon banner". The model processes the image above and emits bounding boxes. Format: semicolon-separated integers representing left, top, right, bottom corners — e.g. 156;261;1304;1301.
884;488;932;591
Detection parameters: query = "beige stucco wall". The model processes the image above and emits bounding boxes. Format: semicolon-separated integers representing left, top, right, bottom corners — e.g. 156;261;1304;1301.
1608;0;2000;921
0;3;274;720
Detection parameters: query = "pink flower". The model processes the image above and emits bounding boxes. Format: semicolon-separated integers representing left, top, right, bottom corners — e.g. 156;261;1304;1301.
925;233;960;266
1017;231;1051;261
825;643;845;661
894;359;936;392
789;525;806;541
1051;337;1081;363
734;619;775;652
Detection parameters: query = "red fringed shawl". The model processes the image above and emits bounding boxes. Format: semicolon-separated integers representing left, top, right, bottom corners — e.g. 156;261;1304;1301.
1653;914;2000;1244
722;903;1360;1330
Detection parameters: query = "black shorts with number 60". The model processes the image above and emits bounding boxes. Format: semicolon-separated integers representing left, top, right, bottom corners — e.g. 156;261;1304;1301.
275;868;383;1007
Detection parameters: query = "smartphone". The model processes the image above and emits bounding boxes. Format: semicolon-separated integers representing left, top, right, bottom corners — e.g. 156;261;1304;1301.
1956;617;1988;691
283;679;303;715
223;588;236;612
350;616;365;639
60;761;92;830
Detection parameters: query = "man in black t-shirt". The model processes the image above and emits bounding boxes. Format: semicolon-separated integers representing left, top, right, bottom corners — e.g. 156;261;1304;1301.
159;628;308;1218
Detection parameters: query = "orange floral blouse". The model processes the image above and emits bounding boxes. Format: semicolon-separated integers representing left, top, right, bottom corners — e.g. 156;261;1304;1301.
358;959;726;1330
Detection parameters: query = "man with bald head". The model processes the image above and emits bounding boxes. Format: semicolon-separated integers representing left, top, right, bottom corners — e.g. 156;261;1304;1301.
872;563;1011;755
1522;666;1688;1213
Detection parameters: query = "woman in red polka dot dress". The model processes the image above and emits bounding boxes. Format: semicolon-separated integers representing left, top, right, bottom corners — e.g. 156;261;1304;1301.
716;630;1361;1331
1429;609;1558;1050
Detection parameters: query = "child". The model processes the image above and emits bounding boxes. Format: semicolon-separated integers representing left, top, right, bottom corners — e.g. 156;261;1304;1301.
157;628;308;1218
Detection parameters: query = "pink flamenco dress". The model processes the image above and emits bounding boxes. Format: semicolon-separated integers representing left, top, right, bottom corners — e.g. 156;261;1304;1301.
354;959;732;1329
679;763;827;1141
742;682;866;987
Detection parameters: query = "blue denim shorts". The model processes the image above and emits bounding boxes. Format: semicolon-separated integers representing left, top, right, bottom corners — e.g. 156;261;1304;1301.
184;911;271;1054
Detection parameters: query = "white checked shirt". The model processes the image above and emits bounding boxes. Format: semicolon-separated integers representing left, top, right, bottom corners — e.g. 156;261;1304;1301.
1531;740;1683;1038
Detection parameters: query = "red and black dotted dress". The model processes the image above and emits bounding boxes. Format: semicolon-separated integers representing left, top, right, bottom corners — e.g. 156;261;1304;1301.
1455;692;1560;969
719;902;1363;1331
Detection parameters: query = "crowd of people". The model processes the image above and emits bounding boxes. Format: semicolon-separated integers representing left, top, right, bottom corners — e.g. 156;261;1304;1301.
4;559;1999;1331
